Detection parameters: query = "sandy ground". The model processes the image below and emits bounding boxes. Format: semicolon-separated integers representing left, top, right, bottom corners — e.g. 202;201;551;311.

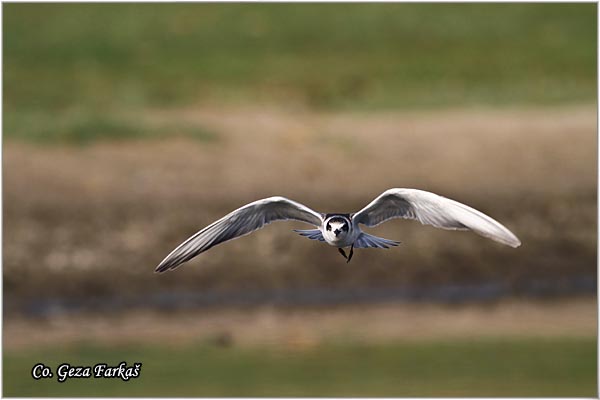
4;297;596;351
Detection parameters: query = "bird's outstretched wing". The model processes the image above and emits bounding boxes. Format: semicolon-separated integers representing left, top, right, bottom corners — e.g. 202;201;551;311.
156;197;323;272
352;188;521;248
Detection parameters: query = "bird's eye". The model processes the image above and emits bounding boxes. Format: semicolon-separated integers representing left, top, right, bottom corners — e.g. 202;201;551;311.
326;224;331;231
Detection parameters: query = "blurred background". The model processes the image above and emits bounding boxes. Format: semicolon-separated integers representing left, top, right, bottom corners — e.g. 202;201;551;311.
3;3;597;396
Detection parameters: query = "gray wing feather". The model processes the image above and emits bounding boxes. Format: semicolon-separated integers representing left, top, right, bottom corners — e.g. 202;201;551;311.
156;197;323;272
354;232;401;249
293;229;325;241
353;188;521;248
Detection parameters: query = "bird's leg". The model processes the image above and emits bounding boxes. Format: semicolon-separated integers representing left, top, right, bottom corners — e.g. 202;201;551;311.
346;244;354;263
338;248;348;260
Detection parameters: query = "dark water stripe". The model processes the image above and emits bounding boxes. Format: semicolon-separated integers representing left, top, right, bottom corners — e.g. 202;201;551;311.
12;274;596;318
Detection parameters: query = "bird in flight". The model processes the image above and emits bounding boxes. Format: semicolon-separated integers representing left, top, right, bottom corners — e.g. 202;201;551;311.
156;188;520;272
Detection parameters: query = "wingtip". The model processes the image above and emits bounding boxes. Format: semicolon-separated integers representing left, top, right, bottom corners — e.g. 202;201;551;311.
155;261;175;273
154;265;168;273
507;232;522;248
501;234;521;248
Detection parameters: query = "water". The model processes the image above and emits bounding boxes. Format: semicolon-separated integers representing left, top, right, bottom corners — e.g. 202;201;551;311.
16;274;596;318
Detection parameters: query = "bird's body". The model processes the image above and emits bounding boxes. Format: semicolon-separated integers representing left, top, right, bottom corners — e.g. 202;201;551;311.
156;188;521;272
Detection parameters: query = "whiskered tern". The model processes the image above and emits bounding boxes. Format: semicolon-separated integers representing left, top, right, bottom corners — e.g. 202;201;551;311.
156;188;520;272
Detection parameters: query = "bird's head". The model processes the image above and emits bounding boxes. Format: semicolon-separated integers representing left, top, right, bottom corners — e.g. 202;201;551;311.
325;216;350;238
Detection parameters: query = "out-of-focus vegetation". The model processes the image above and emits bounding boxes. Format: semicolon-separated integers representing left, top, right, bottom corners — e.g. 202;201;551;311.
4;110;218;145
4;337;596;397
4;5;595;298
4;3;596;143
4;5;596;396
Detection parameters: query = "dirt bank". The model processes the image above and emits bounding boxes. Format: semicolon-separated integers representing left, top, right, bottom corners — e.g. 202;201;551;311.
4;105;596;311
4;297;596;350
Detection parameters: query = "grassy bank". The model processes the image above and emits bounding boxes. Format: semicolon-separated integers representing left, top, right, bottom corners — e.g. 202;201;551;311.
4;3;596;143
4;337;596;397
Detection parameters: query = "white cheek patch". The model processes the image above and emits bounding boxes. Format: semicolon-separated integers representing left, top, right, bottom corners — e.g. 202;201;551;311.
329;222;349;233
330;222;344;231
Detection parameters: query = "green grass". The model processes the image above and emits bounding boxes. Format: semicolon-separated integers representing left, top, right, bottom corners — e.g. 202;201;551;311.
4;337;596;396
4;4;596;143
3;109;218;145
